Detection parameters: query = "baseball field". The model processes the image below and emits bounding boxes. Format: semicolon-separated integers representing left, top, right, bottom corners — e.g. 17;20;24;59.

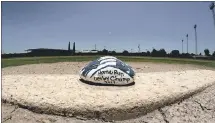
2;56;215;123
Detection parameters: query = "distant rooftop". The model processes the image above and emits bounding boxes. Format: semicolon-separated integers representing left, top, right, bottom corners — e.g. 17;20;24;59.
26;48;68;51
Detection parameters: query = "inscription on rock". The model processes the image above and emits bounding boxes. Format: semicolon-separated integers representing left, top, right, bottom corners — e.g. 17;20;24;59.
94;70;130;84
98;70;124;77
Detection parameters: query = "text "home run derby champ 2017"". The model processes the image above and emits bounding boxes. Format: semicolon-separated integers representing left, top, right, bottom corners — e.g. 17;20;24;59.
94;70;130;84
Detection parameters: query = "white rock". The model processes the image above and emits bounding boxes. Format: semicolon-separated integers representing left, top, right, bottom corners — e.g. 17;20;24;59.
79;56;135;85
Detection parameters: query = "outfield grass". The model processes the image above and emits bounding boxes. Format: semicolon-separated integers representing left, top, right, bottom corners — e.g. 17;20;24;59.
2;56;215;68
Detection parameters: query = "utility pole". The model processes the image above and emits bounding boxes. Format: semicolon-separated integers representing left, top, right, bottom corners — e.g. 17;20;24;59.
182;39;184;54
210;2;215;32
68;41;71;51
194;24;198;55
138;44;140;53
210;2;215;50
95;44;97;50
186;34;188;54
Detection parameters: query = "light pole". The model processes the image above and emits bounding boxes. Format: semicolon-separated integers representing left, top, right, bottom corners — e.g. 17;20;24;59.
182;39;184;54
186;34;188;54
210;2;215;32
194;24;198;55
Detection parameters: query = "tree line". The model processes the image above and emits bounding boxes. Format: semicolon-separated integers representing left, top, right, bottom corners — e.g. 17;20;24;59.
2;48;215;60
79;48;215;58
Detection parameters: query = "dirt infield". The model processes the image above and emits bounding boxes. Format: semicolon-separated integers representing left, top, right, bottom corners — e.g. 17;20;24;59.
2;62;215;122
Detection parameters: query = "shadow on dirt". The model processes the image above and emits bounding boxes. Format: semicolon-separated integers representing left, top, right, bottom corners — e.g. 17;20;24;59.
79;79;135;87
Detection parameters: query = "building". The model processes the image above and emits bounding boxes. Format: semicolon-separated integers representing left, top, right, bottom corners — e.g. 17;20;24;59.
25;48;70;56
81;50;99;53
25;42;76;56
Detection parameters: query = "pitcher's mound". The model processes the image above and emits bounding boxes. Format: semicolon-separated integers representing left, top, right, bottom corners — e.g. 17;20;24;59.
2;69;215;121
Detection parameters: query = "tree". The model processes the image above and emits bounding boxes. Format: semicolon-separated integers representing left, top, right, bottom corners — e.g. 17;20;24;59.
111;51;116;55
151;49;158;57
191;53;195;56
213;51;215;57
204;49;210;56
199;53;202;56
141;52;147;56
122;50;129;56
68;42;70;51
73;42;76;55
170;50;180;57
159;49;167;57
102;49;108;55
146;51;150;56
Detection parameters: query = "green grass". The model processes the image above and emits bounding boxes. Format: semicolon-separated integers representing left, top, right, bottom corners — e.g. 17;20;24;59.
2;56;215;68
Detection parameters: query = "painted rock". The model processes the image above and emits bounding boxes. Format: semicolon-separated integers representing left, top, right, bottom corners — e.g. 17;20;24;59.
79;56;135;85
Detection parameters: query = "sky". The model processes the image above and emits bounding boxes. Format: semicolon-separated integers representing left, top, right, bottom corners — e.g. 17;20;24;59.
2;1;215;54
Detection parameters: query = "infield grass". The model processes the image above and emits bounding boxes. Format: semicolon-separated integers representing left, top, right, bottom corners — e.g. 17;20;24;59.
2;56;215;68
